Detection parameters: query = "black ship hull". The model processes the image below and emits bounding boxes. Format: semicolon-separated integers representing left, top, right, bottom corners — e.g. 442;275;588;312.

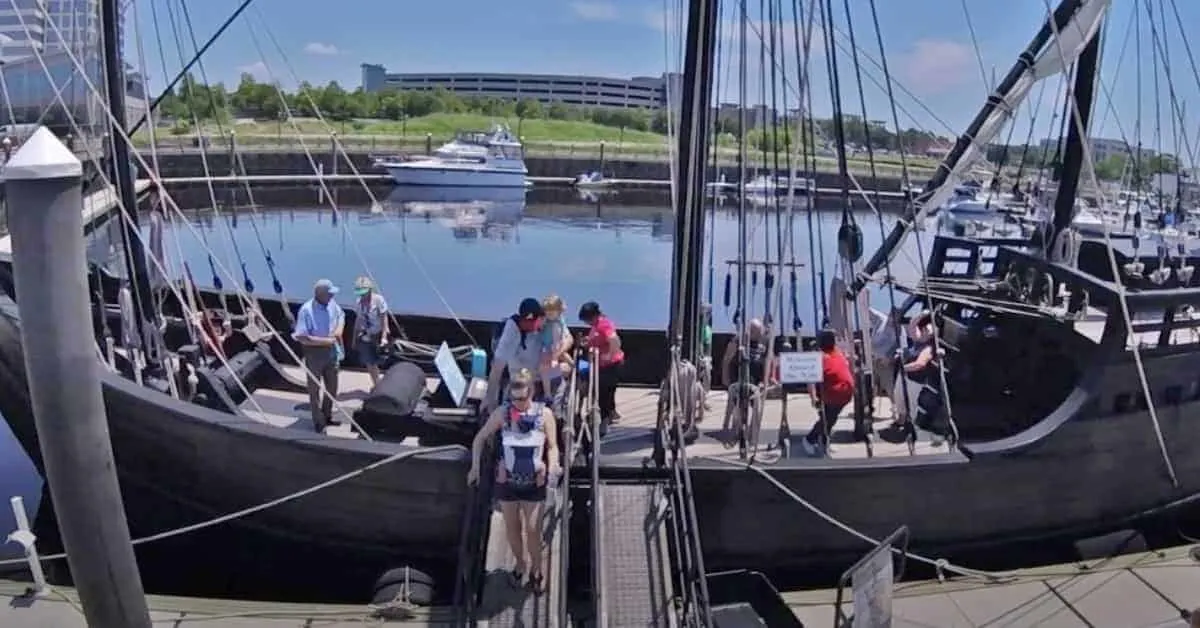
3;244;1200;584
0;290;470;581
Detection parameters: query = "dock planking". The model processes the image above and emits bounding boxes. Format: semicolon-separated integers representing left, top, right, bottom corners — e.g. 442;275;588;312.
786;544;1200;628
0;579;454;626
604;385;949;462
476;496;565;627
594;481;676;628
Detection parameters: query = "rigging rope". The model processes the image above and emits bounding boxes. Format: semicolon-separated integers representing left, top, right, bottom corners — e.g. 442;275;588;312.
1040;0;1178;488
33;19;402;434
246;6;479;347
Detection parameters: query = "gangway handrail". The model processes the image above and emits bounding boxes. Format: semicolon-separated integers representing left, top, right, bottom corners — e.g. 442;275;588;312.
658;349;713;626
832;526;910;628
586;346;607;628
553;354;581;628
453;432;498;623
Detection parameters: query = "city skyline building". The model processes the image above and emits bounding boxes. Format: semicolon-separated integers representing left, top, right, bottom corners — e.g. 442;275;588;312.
361;63;682;111
0;1;143;132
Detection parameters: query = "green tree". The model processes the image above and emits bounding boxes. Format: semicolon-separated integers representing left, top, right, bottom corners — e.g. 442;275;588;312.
1093;154;1126;181
515;99;543;119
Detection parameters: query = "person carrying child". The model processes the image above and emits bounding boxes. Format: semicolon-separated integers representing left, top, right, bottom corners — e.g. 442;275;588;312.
538;295;574;405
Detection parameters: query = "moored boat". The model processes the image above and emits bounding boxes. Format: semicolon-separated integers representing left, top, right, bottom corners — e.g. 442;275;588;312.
375;125;527;188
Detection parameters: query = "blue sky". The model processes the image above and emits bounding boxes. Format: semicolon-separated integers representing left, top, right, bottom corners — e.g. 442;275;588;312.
128;0;1200;158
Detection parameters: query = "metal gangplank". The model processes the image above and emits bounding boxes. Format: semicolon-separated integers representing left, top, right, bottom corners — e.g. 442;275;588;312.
471;368;578;627
592;480;677;627
590;355;711;627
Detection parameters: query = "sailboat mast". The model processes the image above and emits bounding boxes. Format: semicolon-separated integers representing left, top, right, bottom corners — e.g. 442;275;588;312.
848;0;1086;296
101;0;155;348
1050;30;1103;241
667;0;720;362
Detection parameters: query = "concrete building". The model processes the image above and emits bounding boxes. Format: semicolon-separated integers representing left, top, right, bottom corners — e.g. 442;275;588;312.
361;64;682;110
0;1;143;133
0;0;107;62
1039;136;1156;163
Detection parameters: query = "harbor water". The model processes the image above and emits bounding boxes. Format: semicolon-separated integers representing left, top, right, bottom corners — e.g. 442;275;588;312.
153;185;926;330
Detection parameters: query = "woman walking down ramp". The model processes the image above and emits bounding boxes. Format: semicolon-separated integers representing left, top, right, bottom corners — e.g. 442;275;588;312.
468;369;561;594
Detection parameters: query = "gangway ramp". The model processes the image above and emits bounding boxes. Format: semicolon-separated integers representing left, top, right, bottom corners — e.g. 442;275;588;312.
475;488;567;627
592;481;676;627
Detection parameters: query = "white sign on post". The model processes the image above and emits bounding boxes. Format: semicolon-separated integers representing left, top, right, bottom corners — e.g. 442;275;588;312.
851;544;894;628
777;351;824;384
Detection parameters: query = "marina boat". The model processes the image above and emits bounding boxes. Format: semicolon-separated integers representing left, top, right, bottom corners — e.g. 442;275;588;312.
6;0;1200;608
374;125;527;188
742;172;815;195
573;171;611;188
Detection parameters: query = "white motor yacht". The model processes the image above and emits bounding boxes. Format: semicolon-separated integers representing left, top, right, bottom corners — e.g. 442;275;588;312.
377;125;528;187
742;172;815;195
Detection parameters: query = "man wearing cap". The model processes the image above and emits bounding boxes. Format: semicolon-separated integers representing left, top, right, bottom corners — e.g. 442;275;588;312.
352;276;390;387
485;297;547;413
293;279;345;432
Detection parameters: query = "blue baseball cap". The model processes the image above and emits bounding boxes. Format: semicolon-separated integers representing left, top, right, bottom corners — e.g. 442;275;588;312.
313;279;339;295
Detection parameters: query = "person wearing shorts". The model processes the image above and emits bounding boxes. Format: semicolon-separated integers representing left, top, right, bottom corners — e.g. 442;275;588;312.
467;369;560;594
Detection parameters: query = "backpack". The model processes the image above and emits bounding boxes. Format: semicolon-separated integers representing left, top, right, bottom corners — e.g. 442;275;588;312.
491;314;529;353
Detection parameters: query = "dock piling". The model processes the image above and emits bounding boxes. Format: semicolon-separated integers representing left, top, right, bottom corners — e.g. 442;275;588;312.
4;127;152;627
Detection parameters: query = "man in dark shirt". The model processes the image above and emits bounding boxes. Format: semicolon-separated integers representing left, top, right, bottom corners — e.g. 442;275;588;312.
802;329;856;456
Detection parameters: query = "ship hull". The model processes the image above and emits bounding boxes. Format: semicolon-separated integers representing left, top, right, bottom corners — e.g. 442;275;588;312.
383;163;527;187
0;291;471;580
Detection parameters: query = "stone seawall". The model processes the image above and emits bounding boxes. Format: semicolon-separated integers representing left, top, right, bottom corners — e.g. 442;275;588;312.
138;149;910;192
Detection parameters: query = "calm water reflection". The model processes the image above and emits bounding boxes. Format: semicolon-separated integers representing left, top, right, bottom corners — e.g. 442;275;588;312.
156;186;928;330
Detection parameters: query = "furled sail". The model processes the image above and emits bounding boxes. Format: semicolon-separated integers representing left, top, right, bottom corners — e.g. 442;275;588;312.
850;0;1110;294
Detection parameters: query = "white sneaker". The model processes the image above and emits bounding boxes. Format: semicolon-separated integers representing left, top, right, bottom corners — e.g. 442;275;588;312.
800;438;821;457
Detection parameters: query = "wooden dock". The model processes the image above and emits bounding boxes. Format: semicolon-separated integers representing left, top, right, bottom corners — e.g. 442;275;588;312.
787;544;1200;627
6;543;1195;626
158;173;392;185
0;578;454;626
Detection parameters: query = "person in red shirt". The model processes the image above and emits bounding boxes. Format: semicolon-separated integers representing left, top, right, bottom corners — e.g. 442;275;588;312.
579;301;624;426
802;329;855;456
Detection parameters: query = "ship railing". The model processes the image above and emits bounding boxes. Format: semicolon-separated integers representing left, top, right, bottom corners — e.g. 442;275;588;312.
452;433;498;622
656;349;713;627
551;346;582;628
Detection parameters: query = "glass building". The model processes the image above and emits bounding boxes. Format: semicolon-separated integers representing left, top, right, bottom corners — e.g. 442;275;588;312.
0;1;143;133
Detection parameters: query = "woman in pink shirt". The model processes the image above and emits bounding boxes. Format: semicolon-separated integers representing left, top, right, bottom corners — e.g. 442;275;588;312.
579;301;624;425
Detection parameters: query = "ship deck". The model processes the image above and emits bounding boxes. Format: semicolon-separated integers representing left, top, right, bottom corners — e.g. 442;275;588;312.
236;363;935;459
601;386;947;460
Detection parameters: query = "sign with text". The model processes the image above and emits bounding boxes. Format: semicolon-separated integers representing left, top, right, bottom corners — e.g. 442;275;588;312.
851;543;894;628
777;351;823;384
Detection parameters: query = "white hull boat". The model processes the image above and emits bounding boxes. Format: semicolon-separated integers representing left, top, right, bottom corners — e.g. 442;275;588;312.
384;163;526;187
377;124;528;188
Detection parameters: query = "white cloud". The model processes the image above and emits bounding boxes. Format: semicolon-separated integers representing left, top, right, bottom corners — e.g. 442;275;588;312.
641;8;668;31
570;1;618;22
895;39;974;95
303;42;341;56
236;61;269;81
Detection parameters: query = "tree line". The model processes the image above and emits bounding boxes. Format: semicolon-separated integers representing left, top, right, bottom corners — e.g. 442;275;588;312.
984;142;1180;182
156;74;953;152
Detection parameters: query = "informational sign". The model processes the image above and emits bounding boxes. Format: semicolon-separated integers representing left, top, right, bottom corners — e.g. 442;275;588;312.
433;342;467;408
851;543;894;628
777;351;824;384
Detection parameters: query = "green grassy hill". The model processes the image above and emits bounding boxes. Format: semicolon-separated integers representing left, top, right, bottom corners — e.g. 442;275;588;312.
228;113;667;144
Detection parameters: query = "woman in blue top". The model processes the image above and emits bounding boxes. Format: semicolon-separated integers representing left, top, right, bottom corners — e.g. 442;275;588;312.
468;369;560;594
